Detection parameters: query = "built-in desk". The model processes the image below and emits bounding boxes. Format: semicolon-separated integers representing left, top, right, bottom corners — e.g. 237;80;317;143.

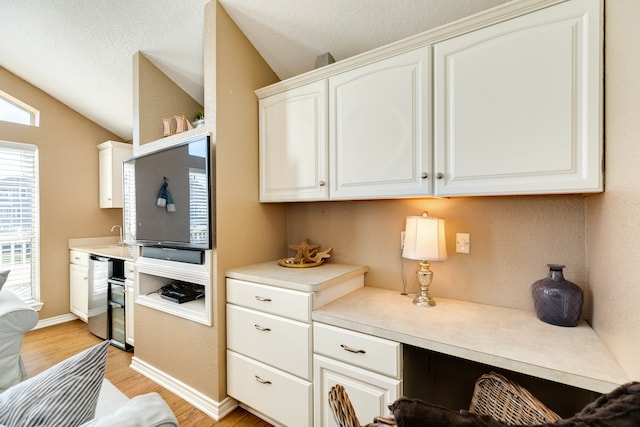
312;287;629;394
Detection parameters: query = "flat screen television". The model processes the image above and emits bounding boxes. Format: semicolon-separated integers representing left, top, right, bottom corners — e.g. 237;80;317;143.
124;135;212;251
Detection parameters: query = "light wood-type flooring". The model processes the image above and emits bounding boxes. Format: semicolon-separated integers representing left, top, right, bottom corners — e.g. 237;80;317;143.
21;319;272;427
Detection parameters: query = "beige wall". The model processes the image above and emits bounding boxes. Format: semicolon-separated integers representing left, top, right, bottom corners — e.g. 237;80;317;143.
586;0;640;381
134;53;203;146
132;1;284;402
288;196;587;312
0;67;125;320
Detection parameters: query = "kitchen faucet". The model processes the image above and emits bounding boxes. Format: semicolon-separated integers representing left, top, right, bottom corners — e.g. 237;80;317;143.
110;225;125;246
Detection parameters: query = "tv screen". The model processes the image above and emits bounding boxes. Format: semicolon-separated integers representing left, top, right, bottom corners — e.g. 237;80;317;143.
126;135;212;250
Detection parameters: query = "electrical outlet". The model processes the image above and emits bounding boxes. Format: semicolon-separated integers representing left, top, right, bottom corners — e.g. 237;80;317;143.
456;233;470;254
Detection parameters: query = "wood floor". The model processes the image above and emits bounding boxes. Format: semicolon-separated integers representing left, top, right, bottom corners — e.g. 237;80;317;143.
21;320;272;427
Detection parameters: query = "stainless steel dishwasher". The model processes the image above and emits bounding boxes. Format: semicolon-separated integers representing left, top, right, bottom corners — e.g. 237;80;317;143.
88;255;111;340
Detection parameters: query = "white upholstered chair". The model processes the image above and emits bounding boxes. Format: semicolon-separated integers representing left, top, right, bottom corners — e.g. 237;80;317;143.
0;289;38;392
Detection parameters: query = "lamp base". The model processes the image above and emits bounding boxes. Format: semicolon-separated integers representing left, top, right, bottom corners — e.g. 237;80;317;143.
413;260;436;307
413;294;436;307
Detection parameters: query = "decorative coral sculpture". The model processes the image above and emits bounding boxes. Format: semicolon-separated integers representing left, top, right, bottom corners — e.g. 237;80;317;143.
279;239;332;267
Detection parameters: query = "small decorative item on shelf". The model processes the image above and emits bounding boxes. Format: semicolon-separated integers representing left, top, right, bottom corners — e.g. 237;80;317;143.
162;118;173;137
531;264;583;327
193;109;205;128
174;115;194;133
279;239;332;268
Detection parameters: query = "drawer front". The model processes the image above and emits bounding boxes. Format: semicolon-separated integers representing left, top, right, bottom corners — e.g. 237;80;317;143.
70;250;89;267
226;278;312;322
124;261;135;279
227;304;311;379
313;322;401;378
227;350;312;427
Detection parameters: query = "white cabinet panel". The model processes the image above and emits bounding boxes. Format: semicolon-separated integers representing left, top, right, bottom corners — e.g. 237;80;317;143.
314;354;401;427
434;0;602;196
227;304;311;380
259;80;328;202
228;350;312;427
70;263;88;322
97;141;132;208
329;47;431;199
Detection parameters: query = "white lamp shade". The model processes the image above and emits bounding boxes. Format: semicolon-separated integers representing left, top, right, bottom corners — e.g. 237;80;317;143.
402;215;447;261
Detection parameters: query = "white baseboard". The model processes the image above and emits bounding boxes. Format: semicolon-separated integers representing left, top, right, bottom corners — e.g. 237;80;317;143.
34;313;79;330
130;356;238;421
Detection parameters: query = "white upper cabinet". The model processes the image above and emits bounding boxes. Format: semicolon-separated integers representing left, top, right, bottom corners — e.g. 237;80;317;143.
329;47;431;200
256;0;603;201
98;141;132;208
433;0;602;196
259;80;328;202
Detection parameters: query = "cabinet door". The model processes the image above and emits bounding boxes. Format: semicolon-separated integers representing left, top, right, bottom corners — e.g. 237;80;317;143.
70;263;88;322
125;279;134;346
329;47;431;200
434;0;602;196
259;80;328;202
98;147;113;208
314;354;401;427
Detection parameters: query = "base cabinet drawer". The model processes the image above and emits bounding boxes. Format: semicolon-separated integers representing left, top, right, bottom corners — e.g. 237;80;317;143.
314;322;401;378
314;354;401;427
227;304;311;379
227;350;312;427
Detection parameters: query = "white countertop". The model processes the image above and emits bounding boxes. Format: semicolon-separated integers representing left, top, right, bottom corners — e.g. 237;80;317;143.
312;287;629;394
226;261;369;292
69;237;136;261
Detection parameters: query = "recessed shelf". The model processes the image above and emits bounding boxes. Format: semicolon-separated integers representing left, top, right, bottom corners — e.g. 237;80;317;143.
135;251;212;326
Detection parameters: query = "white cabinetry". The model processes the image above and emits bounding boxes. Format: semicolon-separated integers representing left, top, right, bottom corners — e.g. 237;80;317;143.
257;0;602;201
69;250;89;322
98;141;132;208
225;262;367;426
258;48;430;202
124;260;135;346
329;47;431;200
433;0;602;196
313;322;402;427
227;280;313;426
259;80;328;202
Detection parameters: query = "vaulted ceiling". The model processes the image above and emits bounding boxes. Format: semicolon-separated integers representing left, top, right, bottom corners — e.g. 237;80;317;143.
0;0;509;141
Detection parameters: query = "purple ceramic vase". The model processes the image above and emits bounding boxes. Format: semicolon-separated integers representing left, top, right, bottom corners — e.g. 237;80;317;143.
531;264;583;327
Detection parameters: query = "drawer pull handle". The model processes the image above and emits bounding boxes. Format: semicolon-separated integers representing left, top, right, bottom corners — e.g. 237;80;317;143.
255;296;272;302
254;324;271;332
340;344;366;354
255;375;272;385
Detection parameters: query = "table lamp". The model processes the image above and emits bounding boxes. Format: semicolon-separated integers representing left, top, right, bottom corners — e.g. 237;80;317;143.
402;212;447;307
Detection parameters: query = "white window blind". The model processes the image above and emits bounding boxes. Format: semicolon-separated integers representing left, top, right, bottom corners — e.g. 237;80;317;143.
189;168;208;245
0;141;40;306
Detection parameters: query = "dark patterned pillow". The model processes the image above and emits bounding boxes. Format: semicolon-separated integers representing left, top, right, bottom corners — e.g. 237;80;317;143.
0;340;109;427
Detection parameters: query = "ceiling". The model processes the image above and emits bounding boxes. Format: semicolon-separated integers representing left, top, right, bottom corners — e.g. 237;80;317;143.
0;0;509;141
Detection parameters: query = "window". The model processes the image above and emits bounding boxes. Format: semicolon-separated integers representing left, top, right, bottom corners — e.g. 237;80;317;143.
0;141;41;309
0;90;39;127
189;168;208;245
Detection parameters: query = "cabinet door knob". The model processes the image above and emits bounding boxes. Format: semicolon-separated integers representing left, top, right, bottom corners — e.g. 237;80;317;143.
340;344;366;354
421;172;428;179
255;375;272;385
319;180;326;187
436;173;444;179
255;296;272;302
254;324;271;332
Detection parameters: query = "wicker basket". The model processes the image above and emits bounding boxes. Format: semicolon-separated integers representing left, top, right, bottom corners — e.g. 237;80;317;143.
469;372;562;425
328;384;362;427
